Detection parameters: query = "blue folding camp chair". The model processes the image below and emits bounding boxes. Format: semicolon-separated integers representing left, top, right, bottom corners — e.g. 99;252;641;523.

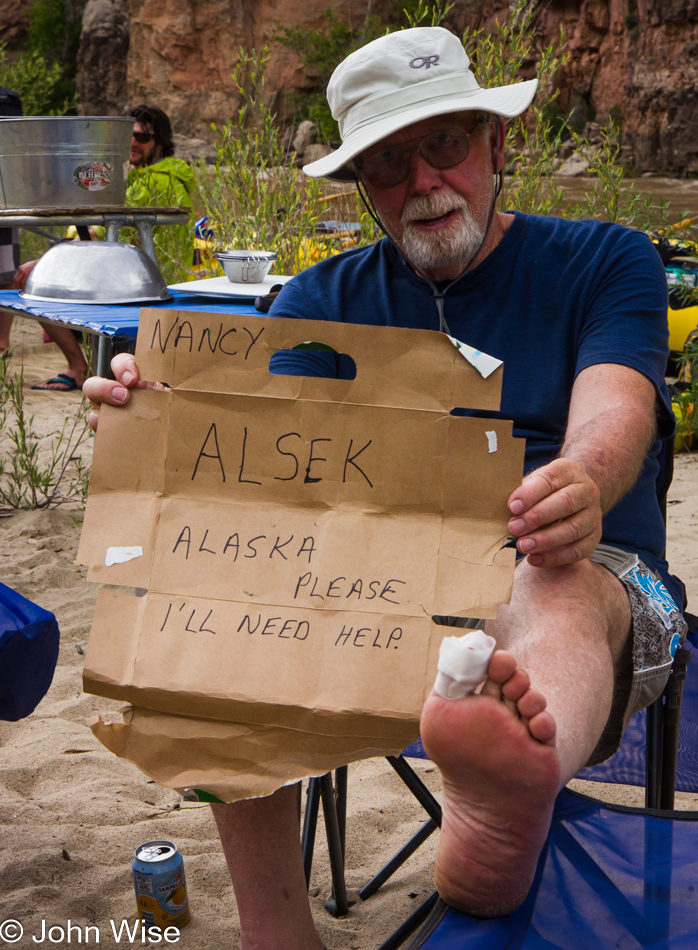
405;784;698;950
0;582;60;721
301;626;697;949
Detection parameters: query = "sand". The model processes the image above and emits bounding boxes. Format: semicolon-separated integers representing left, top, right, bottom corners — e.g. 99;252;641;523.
0;315;697;949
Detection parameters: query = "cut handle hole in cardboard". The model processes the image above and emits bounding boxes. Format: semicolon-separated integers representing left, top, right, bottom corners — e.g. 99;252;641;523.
269;341;357;380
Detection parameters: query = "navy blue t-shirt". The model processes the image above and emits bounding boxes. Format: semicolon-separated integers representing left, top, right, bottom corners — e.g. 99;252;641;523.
270;212;682;607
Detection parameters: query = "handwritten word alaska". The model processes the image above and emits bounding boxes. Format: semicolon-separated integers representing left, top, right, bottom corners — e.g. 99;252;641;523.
171;526;317;562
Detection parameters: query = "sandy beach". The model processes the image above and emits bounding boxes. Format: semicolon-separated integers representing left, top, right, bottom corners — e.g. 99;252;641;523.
1;315;697;949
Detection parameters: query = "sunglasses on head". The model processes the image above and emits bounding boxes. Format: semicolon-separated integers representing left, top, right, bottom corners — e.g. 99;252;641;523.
355;120;482;190
132;130;154;144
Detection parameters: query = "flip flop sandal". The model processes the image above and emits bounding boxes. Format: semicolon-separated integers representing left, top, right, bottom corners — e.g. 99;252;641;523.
31;373;81;392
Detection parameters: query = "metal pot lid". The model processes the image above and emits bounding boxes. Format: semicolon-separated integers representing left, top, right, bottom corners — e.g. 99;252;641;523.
20;290;173;305
23;240;170;305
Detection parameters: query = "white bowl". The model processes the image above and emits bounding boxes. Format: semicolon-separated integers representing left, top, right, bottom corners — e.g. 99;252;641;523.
215;250;276;283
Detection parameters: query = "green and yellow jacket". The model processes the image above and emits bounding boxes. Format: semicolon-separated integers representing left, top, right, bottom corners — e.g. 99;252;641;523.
126;156;196;209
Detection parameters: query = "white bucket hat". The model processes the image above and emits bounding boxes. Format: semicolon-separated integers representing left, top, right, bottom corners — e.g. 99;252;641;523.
303;26;538;179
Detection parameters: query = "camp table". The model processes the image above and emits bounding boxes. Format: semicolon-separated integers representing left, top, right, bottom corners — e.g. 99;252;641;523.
0;289;264;377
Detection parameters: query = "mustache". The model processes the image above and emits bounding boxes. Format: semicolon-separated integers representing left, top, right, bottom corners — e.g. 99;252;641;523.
401;191;469;226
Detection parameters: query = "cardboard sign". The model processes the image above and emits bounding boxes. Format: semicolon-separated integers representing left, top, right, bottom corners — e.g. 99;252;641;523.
79;309;524;801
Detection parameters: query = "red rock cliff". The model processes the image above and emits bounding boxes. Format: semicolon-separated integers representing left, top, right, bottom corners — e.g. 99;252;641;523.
3;0;694;175
536;0;698;175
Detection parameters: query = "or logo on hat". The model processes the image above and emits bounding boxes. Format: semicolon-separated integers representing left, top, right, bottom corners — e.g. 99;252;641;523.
409;54;440;69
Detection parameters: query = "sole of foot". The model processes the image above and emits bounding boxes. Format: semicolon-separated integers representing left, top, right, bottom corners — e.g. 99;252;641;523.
421;649;559;917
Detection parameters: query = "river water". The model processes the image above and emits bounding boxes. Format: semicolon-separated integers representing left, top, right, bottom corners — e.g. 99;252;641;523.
324;177;698;227
554;177;698;222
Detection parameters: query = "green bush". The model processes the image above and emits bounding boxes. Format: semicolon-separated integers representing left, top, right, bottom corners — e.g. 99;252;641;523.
0;41;74;116
200;47;340;276
673;332;698;452
0;0;80;116
275;10;386;142
0;354;92;510
26;0;82;111
274;2;455;142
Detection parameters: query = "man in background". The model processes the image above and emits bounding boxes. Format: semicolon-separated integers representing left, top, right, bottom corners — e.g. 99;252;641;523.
17;105;194;391
126;105;195;207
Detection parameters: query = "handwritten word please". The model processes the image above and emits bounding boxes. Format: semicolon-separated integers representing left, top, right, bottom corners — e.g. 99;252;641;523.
294;574;407;605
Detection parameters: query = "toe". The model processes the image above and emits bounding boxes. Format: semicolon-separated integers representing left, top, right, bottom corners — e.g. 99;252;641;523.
529;710;556;744
487;650;517;685
517;687;547;720
501;669;531;703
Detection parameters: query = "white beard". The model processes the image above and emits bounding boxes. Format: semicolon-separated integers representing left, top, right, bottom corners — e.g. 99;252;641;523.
399;190;486;274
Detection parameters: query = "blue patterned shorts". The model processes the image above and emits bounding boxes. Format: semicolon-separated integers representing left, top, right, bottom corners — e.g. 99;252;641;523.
586;543;687;766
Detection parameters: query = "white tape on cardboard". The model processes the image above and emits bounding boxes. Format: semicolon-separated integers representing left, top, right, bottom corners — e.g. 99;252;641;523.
105;546;144;567
448;337;503;379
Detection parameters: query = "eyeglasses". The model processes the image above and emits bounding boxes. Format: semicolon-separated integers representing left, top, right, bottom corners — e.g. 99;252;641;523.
132;130;154;144
355;121;481;189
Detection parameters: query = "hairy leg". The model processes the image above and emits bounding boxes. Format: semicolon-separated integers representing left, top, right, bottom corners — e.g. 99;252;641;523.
487;559;631;779
212;785;324;950
422;559;631;916
0;312;12;353
40;323;89;388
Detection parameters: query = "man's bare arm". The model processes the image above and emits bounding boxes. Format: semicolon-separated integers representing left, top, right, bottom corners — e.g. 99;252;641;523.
563;363;656;512
507;363;657;568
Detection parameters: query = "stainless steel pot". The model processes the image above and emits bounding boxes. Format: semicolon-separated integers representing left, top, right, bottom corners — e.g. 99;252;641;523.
215;249;277;283
22;241;171;304
0;117;133;209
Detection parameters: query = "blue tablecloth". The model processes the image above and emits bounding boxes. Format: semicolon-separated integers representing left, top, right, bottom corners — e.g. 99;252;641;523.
0;289;263;343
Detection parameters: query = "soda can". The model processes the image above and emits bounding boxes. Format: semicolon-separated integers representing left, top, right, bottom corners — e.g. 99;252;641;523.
132;840;191;930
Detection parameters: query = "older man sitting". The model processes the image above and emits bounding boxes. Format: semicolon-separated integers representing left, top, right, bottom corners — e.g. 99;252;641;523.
84;27;686;949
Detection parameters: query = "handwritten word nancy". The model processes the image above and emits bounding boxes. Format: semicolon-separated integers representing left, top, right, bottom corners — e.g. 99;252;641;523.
172;527;317;562
192;425;374;488
150;316;265;357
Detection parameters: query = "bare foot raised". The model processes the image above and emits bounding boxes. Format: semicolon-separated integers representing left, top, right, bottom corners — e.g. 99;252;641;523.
421;649;559;917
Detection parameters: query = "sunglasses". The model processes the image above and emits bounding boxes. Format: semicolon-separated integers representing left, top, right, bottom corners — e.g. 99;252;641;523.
132;130;154;144
355;121;482;189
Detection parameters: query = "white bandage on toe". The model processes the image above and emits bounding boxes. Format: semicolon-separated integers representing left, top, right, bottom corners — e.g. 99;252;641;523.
434;630;496;700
